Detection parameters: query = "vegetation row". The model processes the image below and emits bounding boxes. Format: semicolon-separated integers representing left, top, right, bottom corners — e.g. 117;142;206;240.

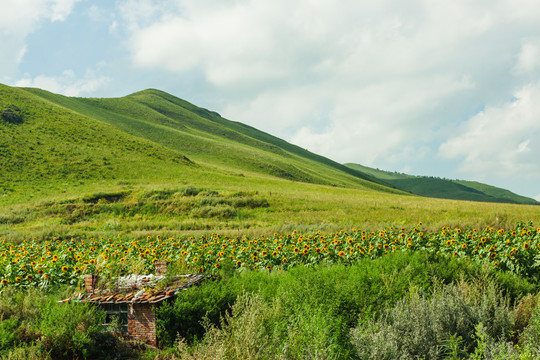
1;222;540;288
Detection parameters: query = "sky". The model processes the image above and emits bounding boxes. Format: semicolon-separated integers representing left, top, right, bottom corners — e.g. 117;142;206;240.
2;0;540;201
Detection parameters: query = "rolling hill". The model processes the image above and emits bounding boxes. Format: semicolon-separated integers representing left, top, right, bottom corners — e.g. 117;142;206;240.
0;84;195;201
345;163;538;205
18;86;392;191
2;82;539;242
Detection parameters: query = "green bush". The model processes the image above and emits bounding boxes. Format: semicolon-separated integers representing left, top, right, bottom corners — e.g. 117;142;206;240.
350;281;514;360
0;287;130;359
168;293;345;360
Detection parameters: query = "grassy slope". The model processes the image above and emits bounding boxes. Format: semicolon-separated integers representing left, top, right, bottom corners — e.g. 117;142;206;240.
22;87;393;191
0;84;195;202
1;83;539;241
345;163;539;205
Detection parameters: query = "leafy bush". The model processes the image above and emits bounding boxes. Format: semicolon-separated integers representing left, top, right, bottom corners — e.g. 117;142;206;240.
179;186;202;197
0;287;131;359
166;293;346;360
350;281;513;360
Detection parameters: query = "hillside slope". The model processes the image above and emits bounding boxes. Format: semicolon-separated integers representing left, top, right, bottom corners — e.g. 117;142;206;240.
0;84;195;202
21;86;395;192
345;163;538;205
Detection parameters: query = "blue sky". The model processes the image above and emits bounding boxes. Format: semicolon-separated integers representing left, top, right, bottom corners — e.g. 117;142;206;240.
2;0;540;200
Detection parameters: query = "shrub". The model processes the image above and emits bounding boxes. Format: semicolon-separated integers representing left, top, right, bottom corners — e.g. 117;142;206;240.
350;281;513;360
0;287;130;359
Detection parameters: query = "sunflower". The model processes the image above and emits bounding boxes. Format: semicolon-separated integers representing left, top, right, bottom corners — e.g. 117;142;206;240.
524;242;530;250
0;279;8;285
236;260;242;266
282;257;288;263
338;251;346;257
490;252;497;260
461;244;467;249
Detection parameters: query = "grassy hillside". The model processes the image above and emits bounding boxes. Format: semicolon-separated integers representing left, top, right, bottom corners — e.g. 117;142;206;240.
22;87;392;191
345;163;539;205
1;83;540;241
0;84;195;203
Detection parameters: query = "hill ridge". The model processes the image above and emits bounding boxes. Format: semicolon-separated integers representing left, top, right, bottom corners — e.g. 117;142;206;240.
345;163;538;205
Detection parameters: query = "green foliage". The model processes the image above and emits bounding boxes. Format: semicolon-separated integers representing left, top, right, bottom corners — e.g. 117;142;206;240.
350;281;513;360
0;287;130;359
155;252;533;359
1;105;23;124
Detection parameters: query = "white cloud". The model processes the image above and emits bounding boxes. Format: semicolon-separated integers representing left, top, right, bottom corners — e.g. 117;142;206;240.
121;1;537;159
0;0;81;79
439;83;540;179
514;39;540;75
116;0;540;196
15;69;110;96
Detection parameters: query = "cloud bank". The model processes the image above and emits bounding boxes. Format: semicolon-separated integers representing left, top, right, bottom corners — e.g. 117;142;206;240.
122;1;539;170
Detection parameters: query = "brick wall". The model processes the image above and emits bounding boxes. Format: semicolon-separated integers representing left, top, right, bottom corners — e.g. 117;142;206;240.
128;303;157;346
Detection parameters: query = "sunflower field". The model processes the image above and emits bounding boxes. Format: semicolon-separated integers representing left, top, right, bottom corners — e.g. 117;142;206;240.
1;222;540;289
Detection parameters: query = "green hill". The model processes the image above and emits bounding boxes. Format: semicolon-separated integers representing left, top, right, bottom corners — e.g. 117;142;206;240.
2;82;539;242
345;163;538;205
0;83;410;240
20;87;392;191
0;84;194;202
